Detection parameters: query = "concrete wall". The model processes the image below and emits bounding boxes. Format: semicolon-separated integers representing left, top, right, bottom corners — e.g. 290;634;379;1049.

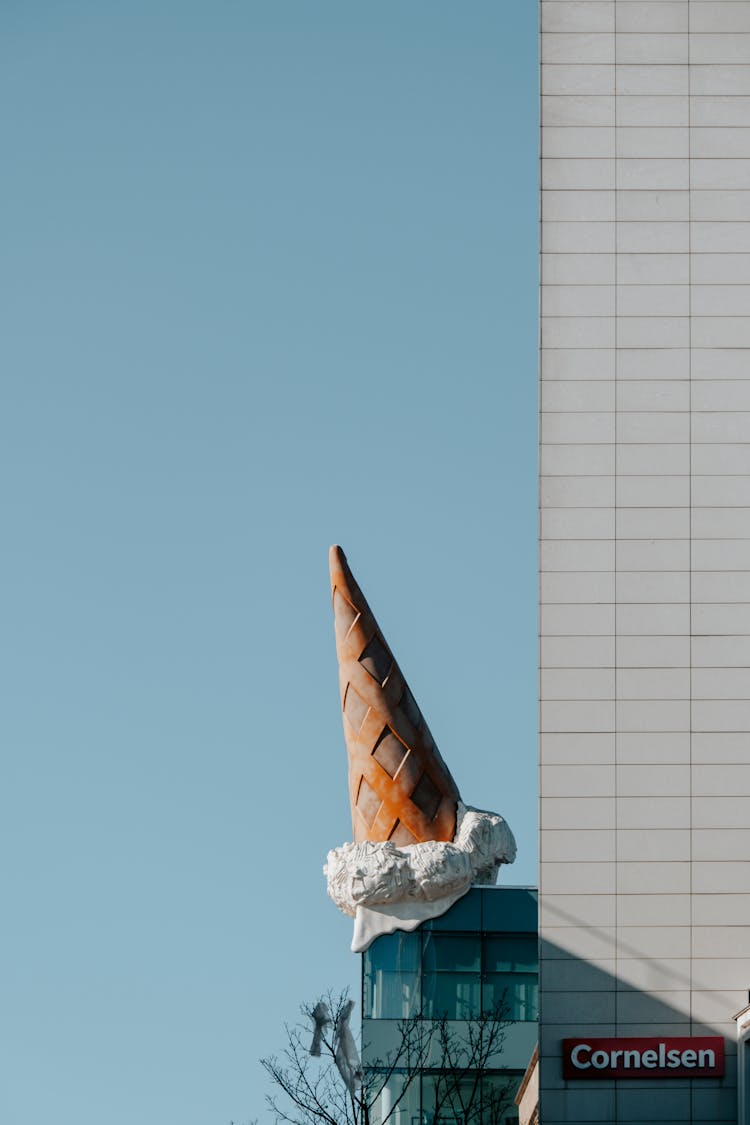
539;3;750;1122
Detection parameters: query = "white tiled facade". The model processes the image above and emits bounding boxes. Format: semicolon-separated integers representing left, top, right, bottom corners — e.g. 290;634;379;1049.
540;3;750;1122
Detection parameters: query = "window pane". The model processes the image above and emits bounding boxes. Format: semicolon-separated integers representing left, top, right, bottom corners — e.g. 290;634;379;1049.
364;933;420;1018
422;971;481;1019
483;934;537;973
423;934;481;973
425;888;482;931
421;1073;479;1125
366;931;420;973
366;971;420;1019
482;887;537;933
480;1074;521;1125
367;1071;420;1125
482;972;538;1021
420;1073;521;1125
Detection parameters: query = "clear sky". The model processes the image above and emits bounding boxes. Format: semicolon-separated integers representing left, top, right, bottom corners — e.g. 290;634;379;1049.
1;4;538;1123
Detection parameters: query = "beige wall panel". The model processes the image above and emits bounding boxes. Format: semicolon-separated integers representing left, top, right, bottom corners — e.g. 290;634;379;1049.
540;7;750;1120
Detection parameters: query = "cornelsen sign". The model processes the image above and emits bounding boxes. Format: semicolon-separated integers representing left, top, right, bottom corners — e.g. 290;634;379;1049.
562;1037;724;1080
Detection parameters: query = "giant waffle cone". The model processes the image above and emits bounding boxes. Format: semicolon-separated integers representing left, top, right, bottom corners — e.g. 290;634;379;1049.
329;545;460;846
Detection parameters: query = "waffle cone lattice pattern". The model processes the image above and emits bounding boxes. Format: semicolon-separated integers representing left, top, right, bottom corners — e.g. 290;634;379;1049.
329;545;459;845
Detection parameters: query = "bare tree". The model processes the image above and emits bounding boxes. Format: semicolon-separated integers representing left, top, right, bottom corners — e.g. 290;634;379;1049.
417;1010;513;1125
261;990;515;1125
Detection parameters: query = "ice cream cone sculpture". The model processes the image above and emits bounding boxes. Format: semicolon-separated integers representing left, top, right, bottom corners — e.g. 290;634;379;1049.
329;545;460;845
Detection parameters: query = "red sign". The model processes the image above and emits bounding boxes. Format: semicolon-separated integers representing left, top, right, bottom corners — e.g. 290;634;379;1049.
562;1036;724;1080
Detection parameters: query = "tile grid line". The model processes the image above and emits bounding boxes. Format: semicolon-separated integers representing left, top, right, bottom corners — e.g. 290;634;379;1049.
613;7;619;1111
687;7;695;1119
692;10;697;1125
536;0;544;1092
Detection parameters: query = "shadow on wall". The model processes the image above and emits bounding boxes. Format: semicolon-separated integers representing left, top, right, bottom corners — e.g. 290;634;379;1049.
539;904;743;1124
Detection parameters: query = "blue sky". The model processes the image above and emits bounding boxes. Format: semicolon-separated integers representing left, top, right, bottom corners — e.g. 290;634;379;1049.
1;4;538;1122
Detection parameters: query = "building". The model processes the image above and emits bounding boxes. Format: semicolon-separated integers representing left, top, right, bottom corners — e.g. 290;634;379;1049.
540;3;750;1123
514;1045;539;1125
361;886;538;1125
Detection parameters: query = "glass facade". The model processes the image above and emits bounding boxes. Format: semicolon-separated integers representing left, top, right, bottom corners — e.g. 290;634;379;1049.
365;930;538;1024
362;887;538;1125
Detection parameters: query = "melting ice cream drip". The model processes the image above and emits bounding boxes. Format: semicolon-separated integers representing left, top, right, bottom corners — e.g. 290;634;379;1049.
325;802;516;951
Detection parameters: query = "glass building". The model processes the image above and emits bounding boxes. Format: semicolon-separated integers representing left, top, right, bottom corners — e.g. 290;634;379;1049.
361;886;538;1125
